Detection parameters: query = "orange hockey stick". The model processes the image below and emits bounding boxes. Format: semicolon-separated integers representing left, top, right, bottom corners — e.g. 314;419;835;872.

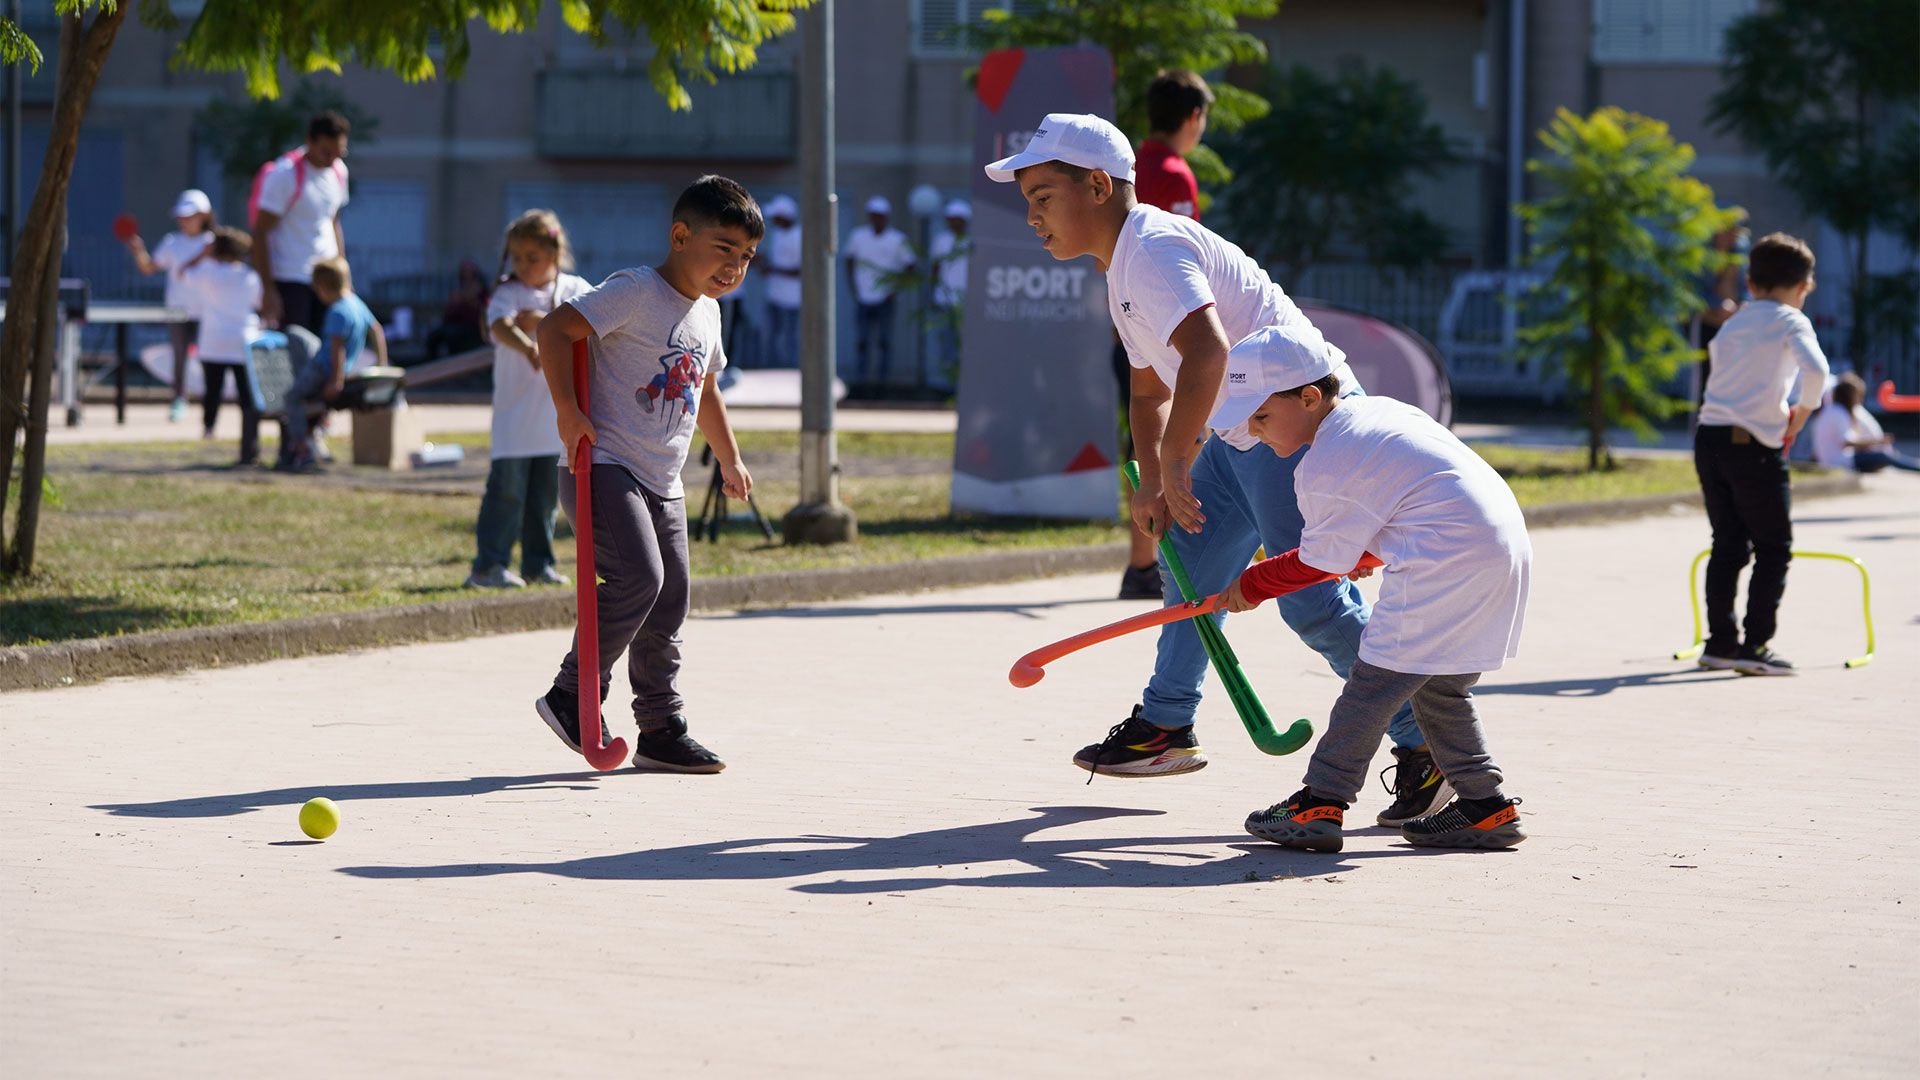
1010;593;1228;688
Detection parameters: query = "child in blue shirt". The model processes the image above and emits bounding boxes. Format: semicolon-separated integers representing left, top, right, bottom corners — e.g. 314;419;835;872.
281;256;386;470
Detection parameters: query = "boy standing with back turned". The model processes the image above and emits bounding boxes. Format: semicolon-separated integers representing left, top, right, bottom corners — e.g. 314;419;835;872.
532;176;757;772
1693;233;1829;676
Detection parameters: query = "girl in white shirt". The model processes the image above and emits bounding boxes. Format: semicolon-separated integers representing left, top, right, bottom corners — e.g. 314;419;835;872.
181;228;265;466
122;189;215;423
467;210;592;590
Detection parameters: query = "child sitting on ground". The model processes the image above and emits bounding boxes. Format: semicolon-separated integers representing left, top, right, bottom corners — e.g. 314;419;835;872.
181;227;264;466
529;175;756;772
1211;324;1533;852
1810;372;1919;474
280;256;386;471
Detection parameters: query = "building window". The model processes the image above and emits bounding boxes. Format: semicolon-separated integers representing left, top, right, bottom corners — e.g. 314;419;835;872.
1592;0;1756;64
914;0;1044;59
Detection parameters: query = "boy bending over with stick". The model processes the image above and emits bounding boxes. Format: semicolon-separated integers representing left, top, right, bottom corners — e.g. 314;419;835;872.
1214;327;1532;851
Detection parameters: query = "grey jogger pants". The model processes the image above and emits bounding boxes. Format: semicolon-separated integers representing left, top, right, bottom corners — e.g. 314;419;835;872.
1302;658;1507;804
554;464;690;725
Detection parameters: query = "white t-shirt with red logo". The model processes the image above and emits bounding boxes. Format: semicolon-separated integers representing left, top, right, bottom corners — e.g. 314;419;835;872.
256;154;350;283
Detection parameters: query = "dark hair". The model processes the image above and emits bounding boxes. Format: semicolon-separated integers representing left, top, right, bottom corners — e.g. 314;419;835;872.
210;225;251;261
672;175;764;241
1747;231;1814;292
1146;69;1214;135
1011;160;1137;198
1832;370;1866;408
308;111;351;141
1279;373;1341;401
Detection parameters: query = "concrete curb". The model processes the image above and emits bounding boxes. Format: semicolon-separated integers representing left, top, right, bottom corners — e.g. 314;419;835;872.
0;470;1865;693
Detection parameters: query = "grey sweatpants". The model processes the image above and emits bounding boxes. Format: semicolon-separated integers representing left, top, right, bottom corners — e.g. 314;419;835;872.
1303;658;1507;804
555;464;690;726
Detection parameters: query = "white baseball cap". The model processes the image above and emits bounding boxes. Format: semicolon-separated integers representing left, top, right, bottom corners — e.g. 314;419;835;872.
764;194;798;221
985;113;1136;184
1207;324;1342;431
864;195;892;215
172;189;212;218
943;199;971;220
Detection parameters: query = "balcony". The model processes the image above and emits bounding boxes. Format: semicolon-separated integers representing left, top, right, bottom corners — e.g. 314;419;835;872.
535;69;796;162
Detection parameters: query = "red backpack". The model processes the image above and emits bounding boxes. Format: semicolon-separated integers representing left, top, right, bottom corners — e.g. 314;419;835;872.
247;149;346;228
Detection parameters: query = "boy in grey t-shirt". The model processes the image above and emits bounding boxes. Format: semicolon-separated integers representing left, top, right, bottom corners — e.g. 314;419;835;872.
531;175;760;772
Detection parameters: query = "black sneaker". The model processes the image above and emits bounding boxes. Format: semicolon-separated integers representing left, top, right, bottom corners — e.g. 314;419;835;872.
535;685;585;753
632;717;726;773
1402;795;1526;849
1734;645;1797;676
1697;641;1739;670
1375;746;1455;827
1072;706;1207;779
1245;787;1348;852
1117;563;1163;600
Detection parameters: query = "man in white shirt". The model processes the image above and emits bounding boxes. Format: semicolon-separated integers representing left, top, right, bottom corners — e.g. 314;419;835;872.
843;195;914;391
1811;372;1920;473
761;195;802;368
1694;232;1832;676
253;111;352;336
928;199;970;382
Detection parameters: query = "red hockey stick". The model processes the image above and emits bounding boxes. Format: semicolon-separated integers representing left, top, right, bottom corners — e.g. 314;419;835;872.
1010;592;1228;688
573;339;630;771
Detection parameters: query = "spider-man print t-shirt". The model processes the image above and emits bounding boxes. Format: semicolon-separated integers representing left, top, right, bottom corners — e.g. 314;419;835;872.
569;265;728;499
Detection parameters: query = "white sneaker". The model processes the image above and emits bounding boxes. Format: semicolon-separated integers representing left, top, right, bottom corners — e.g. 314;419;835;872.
526;566;571;586
465;565;527;589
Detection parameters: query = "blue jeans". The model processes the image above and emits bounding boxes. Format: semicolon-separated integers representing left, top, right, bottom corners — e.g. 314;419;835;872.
473;455;561;576
853;298;895;385
1142;433;1421;749
1855;447;1920;473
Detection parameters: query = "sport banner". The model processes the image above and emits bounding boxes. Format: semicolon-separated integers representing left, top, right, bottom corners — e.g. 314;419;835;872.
950;46;1120;519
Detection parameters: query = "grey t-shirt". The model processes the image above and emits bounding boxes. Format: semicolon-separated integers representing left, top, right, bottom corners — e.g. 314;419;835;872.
569;266;728;499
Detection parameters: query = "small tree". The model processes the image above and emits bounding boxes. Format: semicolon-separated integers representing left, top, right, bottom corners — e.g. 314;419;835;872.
1515;107;1744;470
1216;60;1463;287
1708;0;1920;368
195;80;382;190
0;0;810;577
961;0;1277;187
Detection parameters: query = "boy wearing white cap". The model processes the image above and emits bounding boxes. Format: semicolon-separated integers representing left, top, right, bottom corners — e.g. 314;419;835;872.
761;195;803;368
843;195;915;391
1213;326;1531;851
986;114;1444;829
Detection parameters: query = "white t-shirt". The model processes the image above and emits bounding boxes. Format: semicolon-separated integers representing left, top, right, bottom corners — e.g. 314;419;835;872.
256;154;350;283
844;225;913;305
569;266;727;499
486;273;591;460
179;260;262;363
931;230;969;306
150;231;214;311
1107;204;1356;451
1809;402;1884;469
764;223;803;309
1701;300;1830;448
1296;396;1532;675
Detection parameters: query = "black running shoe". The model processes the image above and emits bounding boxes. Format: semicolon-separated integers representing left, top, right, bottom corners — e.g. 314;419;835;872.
1375;745;1455;827
633;717;726;774
1072;706;1207;779
1734;645;1797;676
1696;641;1739;671
1117;563;1164;600
535;685;584;753
1402;795;1526;849
1245;787;1348;852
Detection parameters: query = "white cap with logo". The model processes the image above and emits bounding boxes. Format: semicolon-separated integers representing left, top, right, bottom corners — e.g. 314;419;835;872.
1207;324;1343;431
172;189;212;218
984;113;1135;184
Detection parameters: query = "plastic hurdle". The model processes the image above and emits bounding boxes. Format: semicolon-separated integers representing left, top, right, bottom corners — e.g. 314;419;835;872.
1673;549;1875;668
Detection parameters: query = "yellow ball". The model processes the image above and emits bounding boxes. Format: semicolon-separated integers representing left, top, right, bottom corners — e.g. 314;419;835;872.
299;797;340;840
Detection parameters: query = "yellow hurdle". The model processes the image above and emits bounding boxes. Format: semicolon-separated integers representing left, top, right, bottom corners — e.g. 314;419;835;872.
1673;549;1875;668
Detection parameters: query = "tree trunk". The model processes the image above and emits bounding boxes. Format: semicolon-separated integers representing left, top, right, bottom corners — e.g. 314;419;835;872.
0;3;123;572
1588;262;1605;470
10;211;63;575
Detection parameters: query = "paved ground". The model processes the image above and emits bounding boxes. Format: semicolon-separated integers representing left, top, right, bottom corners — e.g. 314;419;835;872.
3;478;1915;1078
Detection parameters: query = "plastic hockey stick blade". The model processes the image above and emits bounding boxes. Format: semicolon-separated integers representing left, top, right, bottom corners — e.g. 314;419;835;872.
573;340;630;772
1122;461;1313;756
1012;593;1227;687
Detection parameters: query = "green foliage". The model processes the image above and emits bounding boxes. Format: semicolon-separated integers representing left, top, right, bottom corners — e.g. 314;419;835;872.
1707;0;1920;364
961;0;1276;187
142;0;809;108
194;80;381;188
1216;61;1462;280
1;17;42;74
1515;107;1744;468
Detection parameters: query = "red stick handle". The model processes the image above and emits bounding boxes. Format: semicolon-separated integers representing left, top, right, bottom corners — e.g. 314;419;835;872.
573;339;628;771
1010;593;1228;688
1879;380;1920;413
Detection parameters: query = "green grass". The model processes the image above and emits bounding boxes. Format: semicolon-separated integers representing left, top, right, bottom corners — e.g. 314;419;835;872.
3;431;1698;647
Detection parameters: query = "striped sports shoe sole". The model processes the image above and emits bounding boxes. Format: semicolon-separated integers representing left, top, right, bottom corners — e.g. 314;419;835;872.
1402;796;1527;849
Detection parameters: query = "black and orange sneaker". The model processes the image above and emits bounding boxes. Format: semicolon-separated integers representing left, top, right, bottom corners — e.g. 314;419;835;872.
1402;794;1526;849
1072;706;1207;779
1244;788;1348;852
1375;746;1454;827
